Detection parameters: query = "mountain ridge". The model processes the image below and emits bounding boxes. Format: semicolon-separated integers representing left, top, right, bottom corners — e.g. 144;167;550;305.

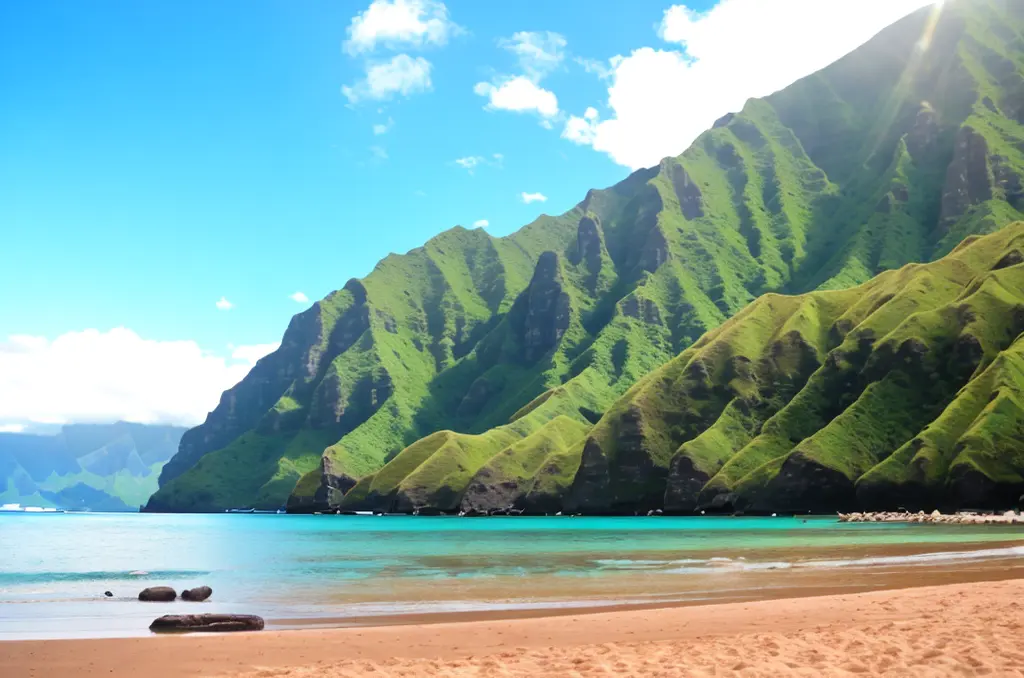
146;0;1024;514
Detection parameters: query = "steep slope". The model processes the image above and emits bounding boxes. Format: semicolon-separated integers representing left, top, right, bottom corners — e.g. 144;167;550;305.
582;223;1024;513
150;0;1024;513
0;423;185;511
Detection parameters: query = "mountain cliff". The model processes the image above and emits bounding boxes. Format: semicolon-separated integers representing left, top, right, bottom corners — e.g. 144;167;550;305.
148;0;1024;513
1;422;185;511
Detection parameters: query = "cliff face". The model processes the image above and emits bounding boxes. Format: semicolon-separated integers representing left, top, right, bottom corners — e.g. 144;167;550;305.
150;0;1024;513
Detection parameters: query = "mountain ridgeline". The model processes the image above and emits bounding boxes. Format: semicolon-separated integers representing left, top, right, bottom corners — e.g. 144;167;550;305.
146;0;1024;514
2;423;185;511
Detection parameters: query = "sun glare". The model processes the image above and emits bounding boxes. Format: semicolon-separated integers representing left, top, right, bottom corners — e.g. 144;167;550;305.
917;1;946;52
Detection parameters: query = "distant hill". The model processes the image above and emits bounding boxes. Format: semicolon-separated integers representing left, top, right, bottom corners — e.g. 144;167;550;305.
0;422;185;511
146;0;1024;513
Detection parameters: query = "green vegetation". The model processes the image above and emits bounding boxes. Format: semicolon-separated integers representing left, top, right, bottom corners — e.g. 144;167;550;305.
147;0;1024;513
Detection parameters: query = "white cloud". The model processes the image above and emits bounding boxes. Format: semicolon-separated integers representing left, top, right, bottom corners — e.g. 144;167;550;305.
475;77;559;118
473;219;489;228
370;145;389;161
0;424;25;434
453;154;503;173
562;0;935;169
498;31;566;81
372;118;394;135
0;329;280;428
289;292;310;304
455;156;482;170
520;192;548;204
215;296;233;311
475;31;565;122
344;0;458;55
575;57;612;79
342;54;432;103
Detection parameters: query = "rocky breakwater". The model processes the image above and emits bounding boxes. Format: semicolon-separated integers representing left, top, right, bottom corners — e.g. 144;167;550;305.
839;510;1024;525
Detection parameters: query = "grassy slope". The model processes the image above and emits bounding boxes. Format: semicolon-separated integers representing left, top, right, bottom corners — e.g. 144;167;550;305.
601;224;1024;513
151;0;1024;513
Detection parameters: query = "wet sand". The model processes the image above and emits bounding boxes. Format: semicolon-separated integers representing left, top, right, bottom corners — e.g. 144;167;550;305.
4;575;1024;677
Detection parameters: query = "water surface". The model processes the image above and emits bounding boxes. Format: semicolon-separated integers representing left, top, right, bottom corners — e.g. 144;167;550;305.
1;513;1022;640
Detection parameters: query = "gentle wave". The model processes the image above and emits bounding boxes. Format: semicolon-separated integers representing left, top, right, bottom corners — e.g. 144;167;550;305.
0;569;211;585
593;545;1024;574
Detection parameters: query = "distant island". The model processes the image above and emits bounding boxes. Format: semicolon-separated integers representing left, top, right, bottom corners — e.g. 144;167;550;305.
0;422;185;511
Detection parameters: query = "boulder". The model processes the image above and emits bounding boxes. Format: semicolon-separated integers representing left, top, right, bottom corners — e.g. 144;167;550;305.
104;591;113;598
138;586;177;602
181;586;213;602
149;614;264;633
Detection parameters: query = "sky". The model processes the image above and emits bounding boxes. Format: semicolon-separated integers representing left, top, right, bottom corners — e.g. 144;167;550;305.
0;0;935;432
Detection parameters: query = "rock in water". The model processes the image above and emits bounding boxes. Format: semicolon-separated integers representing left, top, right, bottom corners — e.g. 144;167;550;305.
138;586;177;602
181;586;213;602
149;614;264;633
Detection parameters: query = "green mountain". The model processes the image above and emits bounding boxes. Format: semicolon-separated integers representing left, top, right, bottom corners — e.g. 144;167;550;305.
147;0;1024;513
1;422;185;511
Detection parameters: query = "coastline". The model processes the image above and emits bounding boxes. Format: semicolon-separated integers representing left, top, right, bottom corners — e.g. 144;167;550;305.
4;575;1024;677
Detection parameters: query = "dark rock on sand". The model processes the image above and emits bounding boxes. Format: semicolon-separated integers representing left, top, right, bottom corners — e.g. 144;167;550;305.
138;586;177;602
104;591;113;598
149;614;264;633
181;586;213;602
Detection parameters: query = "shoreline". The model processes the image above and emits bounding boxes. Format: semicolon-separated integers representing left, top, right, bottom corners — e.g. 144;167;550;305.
4;575;1024;677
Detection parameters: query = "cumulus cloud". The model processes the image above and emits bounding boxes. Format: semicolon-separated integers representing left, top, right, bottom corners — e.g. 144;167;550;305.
475;31;565;121
343;54;432;103
289;292;310;304
344;0;459;55
562;0;935;169
0;329;279;429
475;77;559;118
0;424;25;433
520;192;547;204
215;296;233;311
473;219;489;228
372;118;393;135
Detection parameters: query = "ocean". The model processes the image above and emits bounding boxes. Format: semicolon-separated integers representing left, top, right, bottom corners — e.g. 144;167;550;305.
1;512;1023;640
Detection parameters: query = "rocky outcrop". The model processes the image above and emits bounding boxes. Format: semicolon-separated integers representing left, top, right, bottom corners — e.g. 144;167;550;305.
460;468;525;514
666;163;704;219
938;126;992;232
638;226;670;273
149;614;264;633
663;455;713;513
573;215;605;270
138;587;176;602
320;456;358;508
181;586;213;602
905;103;940;158
508;252;572;364
839;510;1024;524
619;295;663;325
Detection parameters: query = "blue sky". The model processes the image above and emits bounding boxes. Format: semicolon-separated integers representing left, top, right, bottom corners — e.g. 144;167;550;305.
0;0;935;429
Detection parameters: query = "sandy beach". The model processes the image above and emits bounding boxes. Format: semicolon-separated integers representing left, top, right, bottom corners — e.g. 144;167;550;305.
2;576;1022;677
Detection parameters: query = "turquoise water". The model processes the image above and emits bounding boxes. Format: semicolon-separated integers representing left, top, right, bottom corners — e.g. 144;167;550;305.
1;513;1023;639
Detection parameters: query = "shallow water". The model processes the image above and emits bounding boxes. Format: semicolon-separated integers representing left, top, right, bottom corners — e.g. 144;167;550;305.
1;512;1022;640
